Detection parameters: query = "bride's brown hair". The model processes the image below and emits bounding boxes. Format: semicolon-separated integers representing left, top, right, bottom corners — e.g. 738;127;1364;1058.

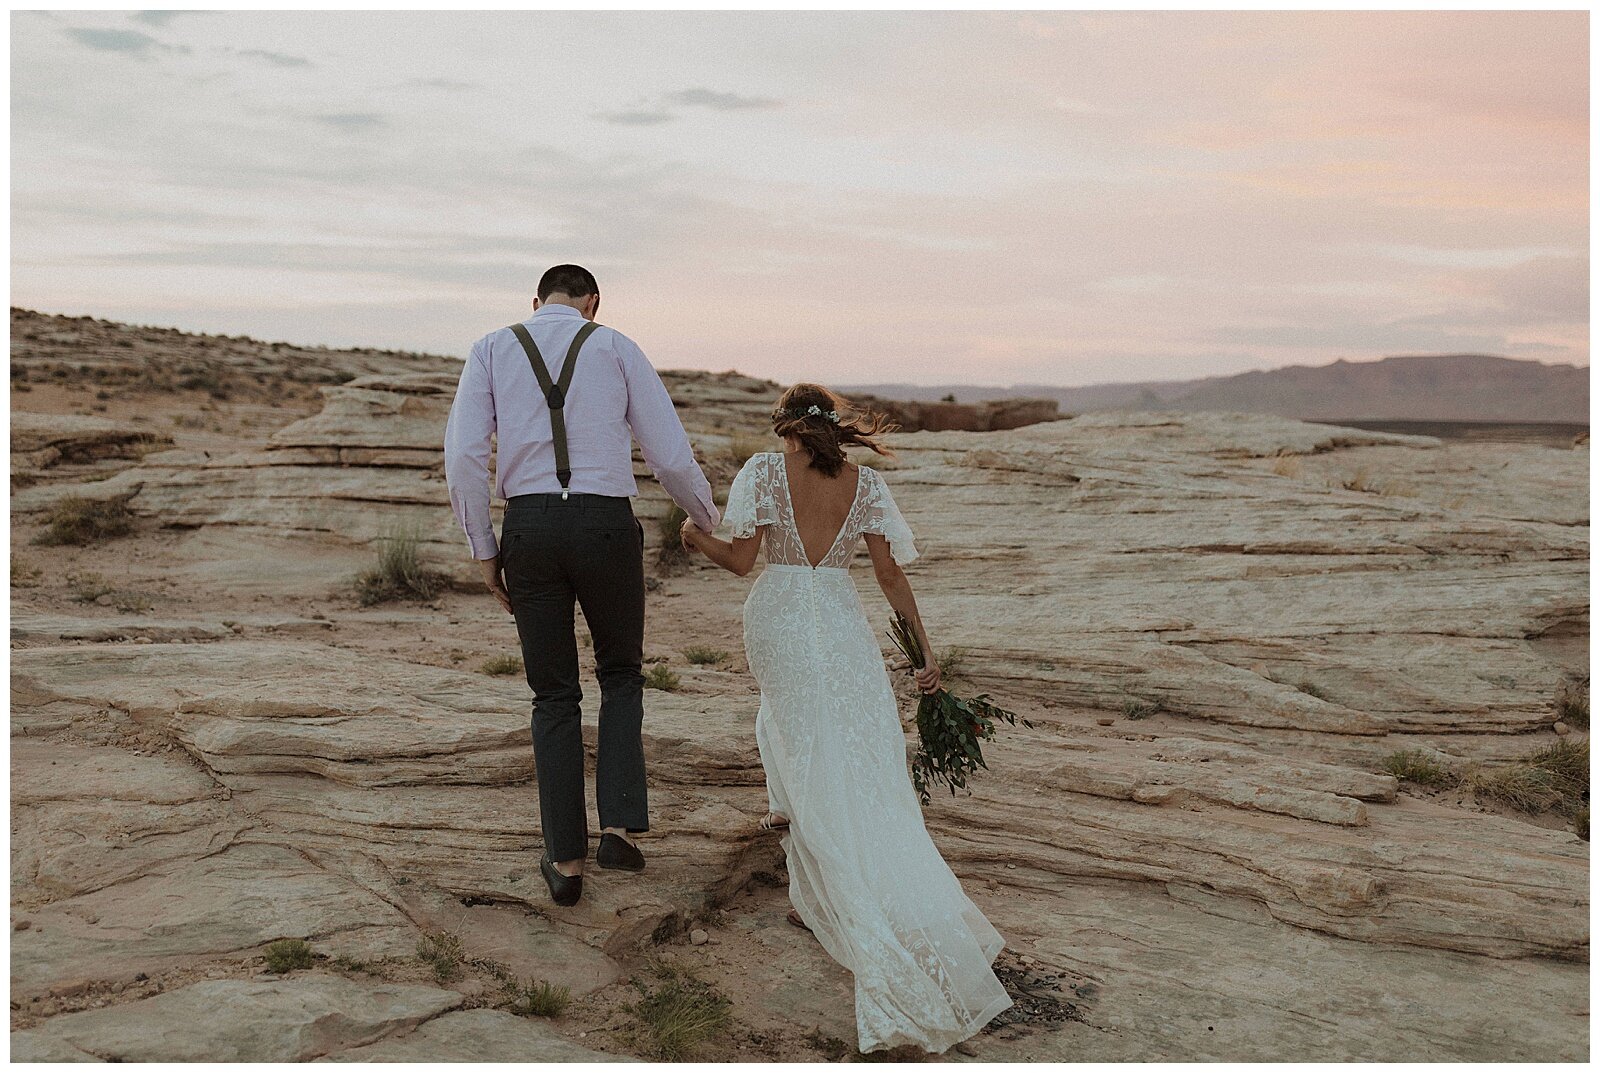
770;383;899;479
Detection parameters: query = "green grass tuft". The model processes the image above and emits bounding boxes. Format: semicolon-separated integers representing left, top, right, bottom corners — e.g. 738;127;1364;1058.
507;979;571;1017
1381;749;1460;788
626;961;731;1061
416;930;465;983
644;664;682;692
263;939;313;973
681;645;727;666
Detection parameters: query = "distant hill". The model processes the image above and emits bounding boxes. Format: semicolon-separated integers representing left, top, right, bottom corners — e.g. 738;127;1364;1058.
842;353;1589;423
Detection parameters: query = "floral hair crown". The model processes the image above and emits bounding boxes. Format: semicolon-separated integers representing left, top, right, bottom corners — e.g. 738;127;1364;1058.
774;403;841;424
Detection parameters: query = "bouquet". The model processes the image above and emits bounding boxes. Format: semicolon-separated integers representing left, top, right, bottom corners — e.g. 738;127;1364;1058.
887;612;1035;806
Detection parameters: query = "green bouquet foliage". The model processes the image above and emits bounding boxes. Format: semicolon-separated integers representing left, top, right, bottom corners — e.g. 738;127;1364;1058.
887;612;1035;806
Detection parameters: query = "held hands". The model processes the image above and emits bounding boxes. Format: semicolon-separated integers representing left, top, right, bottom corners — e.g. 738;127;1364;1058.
679;515;706;551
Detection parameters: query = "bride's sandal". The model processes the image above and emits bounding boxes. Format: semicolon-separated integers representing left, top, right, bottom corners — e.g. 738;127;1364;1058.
786;907;812;932
759;812;790;832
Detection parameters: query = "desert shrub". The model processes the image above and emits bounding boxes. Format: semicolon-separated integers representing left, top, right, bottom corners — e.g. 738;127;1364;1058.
682;646;726;666
645;664;682;692
355;525;449;605
416;930;464;983
33;494;134;546
264;939;313;973
480;654;523;676
625;961;730;1060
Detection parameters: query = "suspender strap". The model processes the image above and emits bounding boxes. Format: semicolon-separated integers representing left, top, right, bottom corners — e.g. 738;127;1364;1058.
507;320;602;499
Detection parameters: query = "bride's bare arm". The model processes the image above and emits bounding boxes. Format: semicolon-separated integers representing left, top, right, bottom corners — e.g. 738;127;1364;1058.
680;518;763;577
863;534;941;694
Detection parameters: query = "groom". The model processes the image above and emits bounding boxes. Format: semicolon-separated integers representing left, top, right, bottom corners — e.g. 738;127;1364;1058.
443;264;721;906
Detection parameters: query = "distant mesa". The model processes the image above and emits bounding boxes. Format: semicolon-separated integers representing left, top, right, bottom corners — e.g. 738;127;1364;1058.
840;393;1061;433
842;352;1589;425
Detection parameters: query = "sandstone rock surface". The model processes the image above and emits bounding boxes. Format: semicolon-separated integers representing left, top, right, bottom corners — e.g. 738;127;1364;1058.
9;314;1587;1061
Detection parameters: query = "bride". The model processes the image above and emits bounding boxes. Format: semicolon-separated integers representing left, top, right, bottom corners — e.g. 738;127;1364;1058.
679;383;1014;1055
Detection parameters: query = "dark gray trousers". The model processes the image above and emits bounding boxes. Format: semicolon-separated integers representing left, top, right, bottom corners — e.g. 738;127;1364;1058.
499;493;648;864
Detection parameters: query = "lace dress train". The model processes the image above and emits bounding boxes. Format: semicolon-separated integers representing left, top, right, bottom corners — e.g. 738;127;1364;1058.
724;452;1013;1054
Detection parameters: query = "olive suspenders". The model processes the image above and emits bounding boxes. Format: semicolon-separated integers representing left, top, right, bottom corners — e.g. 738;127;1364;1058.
506;319;602;500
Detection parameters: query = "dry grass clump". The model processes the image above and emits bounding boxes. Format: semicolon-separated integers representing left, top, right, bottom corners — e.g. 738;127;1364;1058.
725;432;772;465
1337;467;1416;497
655;504;692;570
1387;739;1589;825
1555;674;1589;729
480;654;523;676
33;493;135;546
682;646;727;665
11;558;42;587
355;526;451;605
1121;695;1158;720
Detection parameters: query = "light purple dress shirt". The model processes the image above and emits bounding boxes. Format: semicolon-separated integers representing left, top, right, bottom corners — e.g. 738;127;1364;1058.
443;303;721;560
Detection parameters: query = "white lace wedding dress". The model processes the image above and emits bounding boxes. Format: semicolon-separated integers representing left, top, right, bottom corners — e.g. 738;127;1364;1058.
723;451;1014;1054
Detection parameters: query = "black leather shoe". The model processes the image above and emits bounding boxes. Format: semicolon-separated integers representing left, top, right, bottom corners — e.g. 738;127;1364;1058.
540;851;583;906
596;832;646;872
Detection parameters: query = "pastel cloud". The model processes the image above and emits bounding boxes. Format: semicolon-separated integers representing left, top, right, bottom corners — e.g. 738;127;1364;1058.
10;8;1586;387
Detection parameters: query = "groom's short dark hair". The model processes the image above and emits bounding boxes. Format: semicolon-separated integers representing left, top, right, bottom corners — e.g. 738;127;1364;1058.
538;264;599;301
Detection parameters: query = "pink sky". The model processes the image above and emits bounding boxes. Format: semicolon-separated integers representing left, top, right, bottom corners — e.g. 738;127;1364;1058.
10;9;1588;386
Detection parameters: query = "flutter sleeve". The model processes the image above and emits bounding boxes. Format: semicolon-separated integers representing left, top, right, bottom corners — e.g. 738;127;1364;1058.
723;453;778;538
861;468;919;565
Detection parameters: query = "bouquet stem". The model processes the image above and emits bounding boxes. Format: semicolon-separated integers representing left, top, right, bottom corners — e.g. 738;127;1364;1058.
886;611;1034;806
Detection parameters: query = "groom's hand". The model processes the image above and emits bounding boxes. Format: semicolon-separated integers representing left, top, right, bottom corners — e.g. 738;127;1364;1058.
478;555;513;615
